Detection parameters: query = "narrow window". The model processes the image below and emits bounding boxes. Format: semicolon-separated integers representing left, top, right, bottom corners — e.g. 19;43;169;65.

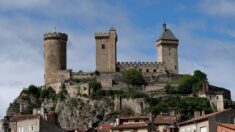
175;65;177;70
101;44;105;49
146;69;149;72
153;69;156;72
169;52;171;56
139;69;142;72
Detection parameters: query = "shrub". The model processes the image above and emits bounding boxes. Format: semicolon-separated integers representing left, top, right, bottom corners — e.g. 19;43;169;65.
40;86;56;100
28;85;41;97
57;84;68;100
122;69;145;86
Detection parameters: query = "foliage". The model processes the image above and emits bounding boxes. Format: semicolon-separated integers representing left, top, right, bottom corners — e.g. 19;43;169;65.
26;100;41;114
66;78;97;83
148;96;212;120
28;85;41;98
57;84;68;101
68;98;81;108
40;86;56;100
122;88;148;98
119;107;135;116
165;70;208;95
122;69;145;86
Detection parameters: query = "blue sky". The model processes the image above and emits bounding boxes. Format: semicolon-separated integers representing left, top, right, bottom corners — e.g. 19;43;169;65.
0;0;235;118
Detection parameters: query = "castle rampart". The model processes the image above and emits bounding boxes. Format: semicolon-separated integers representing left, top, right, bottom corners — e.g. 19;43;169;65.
44;32;68;41
116;62;166;74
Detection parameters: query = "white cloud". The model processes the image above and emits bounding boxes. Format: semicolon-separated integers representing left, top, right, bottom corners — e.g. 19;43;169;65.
200;0;235;18
0;0;235;119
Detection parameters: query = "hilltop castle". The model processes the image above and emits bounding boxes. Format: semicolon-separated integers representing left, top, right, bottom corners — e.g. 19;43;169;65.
43;23;179;85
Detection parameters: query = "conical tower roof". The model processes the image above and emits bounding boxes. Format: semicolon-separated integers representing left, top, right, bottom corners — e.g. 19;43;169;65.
157;23;178;41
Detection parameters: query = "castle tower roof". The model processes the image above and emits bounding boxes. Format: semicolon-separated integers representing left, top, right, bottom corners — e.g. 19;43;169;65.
109;26;116;31
157;23;178;41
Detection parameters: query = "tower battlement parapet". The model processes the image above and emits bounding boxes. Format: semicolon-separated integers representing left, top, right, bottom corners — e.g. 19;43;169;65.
116;62;166;73
44;32;68;41
94;32;110;39
117;62;159;66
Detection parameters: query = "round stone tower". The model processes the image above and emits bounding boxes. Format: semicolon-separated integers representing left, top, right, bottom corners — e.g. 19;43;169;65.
44;32;68;84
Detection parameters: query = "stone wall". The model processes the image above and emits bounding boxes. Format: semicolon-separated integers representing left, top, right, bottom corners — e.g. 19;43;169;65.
95;28;117;72
116;62;166;75
114;97;148;115
156;39;179;74
72;72;95;80
44;32;68;84
16;118;40;132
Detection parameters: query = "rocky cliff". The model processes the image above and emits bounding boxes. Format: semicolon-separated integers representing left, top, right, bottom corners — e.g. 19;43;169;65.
6;85;114;130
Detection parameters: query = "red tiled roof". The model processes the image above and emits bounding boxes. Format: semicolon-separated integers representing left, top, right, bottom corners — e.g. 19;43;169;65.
111;123;148;130
179;109;231;126
63;127;84;132
10;114;40;122
119;116;149;121
217;123;235;130
98;123;113;132
154;114;177;125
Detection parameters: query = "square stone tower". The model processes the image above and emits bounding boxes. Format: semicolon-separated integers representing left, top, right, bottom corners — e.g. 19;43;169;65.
156;23;179;74
95;27;117;72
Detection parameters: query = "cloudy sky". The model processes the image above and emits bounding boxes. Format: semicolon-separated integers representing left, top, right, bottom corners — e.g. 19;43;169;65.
1;0;235;117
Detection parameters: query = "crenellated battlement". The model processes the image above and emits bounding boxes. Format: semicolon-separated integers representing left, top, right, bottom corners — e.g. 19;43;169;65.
44;32;68;41
94;32;110;39
117;62;164;66
116;62;166;73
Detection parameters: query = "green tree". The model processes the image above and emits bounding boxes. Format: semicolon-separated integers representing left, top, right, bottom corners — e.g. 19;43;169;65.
28;85;41;97
122;69;145;86
193;70;207;81
40;86;56;100
57;84;68;100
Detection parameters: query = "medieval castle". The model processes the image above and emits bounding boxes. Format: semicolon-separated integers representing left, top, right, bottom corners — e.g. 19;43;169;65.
44;23;179;85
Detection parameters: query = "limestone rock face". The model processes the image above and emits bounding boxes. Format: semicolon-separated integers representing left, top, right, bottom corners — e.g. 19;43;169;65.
6;87;114;130
55;97;113;130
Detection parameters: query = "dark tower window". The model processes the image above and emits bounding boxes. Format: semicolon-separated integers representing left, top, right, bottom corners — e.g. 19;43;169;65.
139;69;142;72
175;65;177;70
169;52;171;56
153;69;156;72
146;69;149;72
101;44;105;49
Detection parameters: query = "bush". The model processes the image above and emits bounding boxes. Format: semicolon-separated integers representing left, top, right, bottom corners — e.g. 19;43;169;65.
40;86;56;100
166;70;208;95
57;84;68;100
122;88;148;98
28;85;41;97
122;69;145;86
68;98;80;108
148;96;212;119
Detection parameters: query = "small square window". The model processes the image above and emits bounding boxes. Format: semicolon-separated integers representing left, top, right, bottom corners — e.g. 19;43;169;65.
101;44;105;49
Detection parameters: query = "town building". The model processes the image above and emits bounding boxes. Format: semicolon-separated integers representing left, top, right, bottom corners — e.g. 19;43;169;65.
111;116;149;132
97;123;113;132
217;123;235;132
179;109;235;132
9;110;63;132
154;114;178;132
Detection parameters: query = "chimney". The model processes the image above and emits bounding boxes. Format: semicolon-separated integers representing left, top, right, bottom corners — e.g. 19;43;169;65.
194;111;201;118
201;110;205;116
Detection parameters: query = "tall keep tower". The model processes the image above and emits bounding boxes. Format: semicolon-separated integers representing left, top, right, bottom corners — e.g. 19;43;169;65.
44;32;68;84
156;23;179;74
95;27;117;72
